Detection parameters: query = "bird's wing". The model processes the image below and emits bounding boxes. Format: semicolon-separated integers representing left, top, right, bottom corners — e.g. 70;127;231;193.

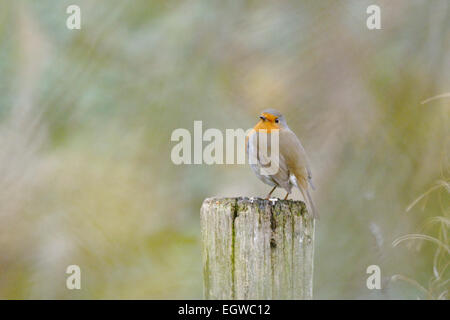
279;128;315;190
280;128;318;218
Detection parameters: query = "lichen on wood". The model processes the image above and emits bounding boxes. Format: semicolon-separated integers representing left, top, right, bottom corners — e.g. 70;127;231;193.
201;197;314;300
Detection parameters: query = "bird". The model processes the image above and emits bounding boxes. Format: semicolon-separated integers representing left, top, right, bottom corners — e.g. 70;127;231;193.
246;109;318;219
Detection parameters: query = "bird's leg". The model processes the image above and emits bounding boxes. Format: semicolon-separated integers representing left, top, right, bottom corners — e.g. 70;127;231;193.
265;186;277;199
283;192;290;200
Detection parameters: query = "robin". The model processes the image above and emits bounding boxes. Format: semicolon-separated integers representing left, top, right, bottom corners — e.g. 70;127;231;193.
246;109;318;219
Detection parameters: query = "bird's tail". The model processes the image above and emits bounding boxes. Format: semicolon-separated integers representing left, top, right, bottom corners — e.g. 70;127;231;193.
299;186;319;220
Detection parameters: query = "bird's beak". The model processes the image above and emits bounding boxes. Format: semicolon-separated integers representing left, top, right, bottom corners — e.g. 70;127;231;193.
259;116;266;121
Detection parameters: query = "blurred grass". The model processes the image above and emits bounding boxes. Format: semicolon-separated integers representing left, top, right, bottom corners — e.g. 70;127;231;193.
0;0;449;299
392;179;449;299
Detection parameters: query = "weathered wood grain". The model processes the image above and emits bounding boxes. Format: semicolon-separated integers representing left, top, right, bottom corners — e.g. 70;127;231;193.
200;198;235;299
200;197;314;300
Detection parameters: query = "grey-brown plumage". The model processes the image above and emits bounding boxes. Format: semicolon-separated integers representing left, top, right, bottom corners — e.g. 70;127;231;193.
247;109;318;219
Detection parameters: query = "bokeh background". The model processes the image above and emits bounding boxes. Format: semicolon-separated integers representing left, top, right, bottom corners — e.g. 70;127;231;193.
0;0;448;299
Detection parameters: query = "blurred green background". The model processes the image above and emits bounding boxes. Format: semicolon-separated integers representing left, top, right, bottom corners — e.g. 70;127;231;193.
0;0;448;299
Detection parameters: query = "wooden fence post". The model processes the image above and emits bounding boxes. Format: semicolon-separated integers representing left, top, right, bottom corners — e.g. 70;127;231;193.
200;197;315;300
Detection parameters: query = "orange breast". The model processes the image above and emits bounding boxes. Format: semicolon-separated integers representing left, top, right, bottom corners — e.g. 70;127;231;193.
253;120;279;133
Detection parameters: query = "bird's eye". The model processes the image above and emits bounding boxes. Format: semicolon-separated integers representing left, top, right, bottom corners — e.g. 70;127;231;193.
275;118;279;123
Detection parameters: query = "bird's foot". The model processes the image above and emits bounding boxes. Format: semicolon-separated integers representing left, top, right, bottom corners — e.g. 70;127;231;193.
265;186;277;199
